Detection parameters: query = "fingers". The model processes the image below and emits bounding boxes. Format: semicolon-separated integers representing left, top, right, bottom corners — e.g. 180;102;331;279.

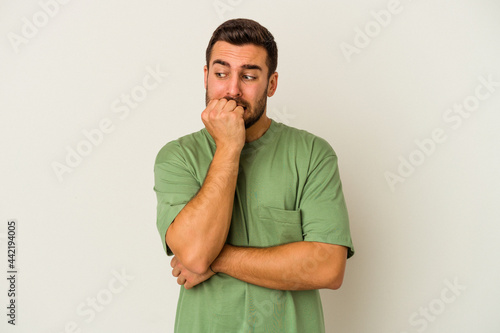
177;276;186;286
207;98;242;114
202;99;221;123
222;99;237;113
233;105;244;117
170;256;188;286
172;266;215;289
202;99;235;124
205;98;219;112
171;256;181;277
201;98;246;150
170;256;178;268
172;261;186;285
205;98;227;113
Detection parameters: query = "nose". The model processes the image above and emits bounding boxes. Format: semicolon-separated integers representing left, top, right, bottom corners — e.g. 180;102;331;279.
226;75;242;98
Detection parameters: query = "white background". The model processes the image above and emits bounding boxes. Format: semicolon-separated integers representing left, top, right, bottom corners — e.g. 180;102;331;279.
1;0;499;332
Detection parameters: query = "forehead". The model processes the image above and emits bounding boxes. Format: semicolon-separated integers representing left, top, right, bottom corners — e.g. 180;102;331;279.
210;41;268;70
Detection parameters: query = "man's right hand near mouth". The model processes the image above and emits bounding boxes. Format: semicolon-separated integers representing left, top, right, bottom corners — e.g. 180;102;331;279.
202;98;246;153
166;98;245;275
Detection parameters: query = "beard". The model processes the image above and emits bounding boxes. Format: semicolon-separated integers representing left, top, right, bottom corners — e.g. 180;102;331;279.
205;85;268;129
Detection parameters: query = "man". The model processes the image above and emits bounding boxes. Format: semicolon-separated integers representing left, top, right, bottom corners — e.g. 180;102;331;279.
154;18;354;332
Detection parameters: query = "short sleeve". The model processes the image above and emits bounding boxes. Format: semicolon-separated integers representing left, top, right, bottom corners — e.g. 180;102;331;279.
154;141;201;255
300;138;354;258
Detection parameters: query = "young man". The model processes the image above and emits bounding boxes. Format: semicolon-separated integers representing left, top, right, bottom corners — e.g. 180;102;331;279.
154;18;354;332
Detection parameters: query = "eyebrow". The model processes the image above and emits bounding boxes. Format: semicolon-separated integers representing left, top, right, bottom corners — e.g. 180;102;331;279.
212;59;262;71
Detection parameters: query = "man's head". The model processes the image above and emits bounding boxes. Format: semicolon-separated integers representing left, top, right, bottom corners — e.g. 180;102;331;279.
206;19;278;80
204;19;278;129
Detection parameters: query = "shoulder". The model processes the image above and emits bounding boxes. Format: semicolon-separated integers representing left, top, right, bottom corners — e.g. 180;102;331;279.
155;129;211;165
274;122;336;158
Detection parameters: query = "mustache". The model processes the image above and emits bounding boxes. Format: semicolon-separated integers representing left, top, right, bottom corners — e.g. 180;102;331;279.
222;96;249;109
204;91;250;109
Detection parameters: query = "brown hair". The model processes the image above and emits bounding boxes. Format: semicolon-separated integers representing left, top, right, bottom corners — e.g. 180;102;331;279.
205;18;278;78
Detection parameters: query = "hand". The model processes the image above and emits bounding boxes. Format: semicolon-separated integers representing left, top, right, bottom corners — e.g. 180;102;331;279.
170;256;216;289
201;98;245;152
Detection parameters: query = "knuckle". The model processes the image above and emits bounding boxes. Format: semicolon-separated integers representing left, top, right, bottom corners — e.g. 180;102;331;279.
208;111;217;121
218;99;227;108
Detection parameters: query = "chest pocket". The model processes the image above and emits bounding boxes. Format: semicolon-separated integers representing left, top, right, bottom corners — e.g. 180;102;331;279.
252;206;303;247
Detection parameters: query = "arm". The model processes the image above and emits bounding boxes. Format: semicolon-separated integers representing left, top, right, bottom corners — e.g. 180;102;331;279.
169;123;353;288
211;242;347;290
166;99;245;274
205;141;352;290
171;242;347;290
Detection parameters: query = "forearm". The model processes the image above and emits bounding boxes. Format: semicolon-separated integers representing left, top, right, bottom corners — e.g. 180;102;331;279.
166;147;240;274
211;242;347;290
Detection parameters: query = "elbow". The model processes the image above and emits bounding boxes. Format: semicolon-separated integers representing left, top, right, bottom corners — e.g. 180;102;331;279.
166;225;215;275
325;268;345;290
312;243;348;290
168;243;213;275
167;228;210;274
182;253;211;275
327;276;344;290
171;241;212;275
170;246;211;274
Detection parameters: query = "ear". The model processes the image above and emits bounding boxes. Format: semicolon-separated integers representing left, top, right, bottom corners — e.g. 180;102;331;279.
267;72;278;97
204;65;208;89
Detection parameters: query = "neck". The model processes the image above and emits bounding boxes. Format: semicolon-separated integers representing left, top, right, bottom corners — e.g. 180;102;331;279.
245;113;271;143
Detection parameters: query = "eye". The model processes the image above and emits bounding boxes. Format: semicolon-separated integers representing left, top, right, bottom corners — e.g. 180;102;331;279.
242;75;256;80
215;73;227;78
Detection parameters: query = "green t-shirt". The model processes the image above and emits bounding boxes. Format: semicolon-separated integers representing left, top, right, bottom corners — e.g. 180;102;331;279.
154;120;354;333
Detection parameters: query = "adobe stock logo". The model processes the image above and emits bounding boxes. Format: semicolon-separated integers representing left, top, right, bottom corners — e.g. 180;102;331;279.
213;0;244;21
56;268;134;333
7;0;73;54
267;106;295;126
51;64;169;182
400;277;466;333
340;0;407;63
385;75;499;192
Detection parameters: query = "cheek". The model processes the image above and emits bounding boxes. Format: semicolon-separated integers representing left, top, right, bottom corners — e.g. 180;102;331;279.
247;86;267;103
242;84;260;98
207;79;225;96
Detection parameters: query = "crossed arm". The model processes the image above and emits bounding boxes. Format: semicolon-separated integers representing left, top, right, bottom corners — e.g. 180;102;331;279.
165;98;348;290
171;241;347;290
166;144;349;291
